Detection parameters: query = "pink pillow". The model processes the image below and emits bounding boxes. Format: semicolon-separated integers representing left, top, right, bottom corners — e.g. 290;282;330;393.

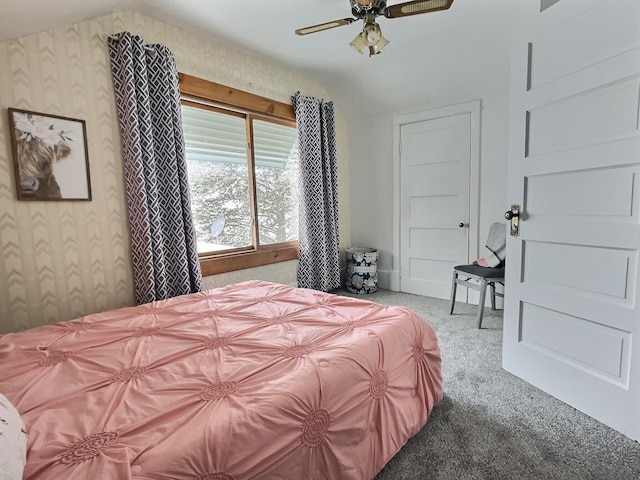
0;393;27;480
475;257;491;267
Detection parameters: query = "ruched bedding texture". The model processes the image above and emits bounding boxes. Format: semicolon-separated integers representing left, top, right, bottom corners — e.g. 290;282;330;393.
0;281;442;480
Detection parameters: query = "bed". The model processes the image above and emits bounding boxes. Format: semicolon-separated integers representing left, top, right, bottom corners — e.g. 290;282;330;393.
0;280;442;479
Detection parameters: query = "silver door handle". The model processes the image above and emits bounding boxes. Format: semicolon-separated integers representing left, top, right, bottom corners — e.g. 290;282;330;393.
505;204;520;237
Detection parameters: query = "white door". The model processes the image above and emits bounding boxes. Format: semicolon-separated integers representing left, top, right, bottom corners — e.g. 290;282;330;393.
397;102;479;299
503;0;640;441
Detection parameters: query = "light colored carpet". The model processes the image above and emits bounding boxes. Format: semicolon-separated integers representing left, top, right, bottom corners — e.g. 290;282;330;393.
338;288;640;480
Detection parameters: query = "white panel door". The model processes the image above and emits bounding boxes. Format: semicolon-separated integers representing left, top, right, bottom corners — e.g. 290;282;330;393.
503;0;640;441
400;113;471;299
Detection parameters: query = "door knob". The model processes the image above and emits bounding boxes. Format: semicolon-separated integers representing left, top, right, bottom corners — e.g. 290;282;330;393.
505;204;520;237
459;222;465;228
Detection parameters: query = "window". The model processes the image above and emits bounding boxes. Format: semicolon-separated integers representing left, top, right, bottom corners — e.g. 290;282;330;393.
179;74;299;276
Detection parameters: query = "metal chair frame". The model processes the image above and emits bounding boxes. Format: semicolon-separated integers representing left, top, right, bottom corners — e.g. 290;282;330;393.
449;267;504;328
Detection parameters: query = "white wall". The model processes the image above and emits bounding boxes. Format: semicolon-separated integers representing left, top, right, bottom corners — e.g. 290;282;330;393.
0;10;351;332
341;4;535;290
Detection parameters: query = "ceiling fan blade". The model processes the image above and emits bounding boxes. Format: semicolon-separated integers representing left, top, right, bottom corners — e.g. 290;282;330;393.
385;0;454;18
295;18;356;36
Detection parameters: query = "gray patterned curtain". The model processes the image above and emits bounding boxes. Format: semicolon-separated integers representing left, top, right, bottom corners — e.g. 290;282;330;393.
292;92;340;292
107;32;202;304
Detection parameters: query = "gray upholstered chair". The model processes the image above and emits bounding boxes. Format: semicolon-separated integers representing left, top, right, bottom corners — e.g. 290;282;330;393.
450;222;506;328
449;264;504;328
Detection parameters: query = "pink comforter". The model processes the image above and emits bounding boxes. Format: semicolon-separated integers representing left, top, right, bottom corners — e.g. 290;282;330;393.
0;281;442;479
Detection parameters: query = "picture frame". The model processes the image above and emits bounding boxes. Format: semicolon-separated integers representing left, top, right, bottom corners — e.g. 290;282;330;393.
8;108;92;201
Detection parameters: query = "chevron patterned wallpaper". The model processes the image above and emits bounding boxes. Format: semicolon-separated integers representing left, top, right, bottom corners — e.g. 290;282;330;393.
0;11;351;333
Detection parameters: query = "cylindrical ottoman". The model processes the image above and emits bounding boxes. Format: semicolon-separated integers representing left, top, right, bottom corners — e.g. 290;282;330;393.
345;247;378;294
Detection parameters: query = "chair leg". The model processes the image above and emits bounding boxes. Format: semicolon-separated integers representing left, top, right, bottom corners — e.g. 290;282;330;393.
477;280;487;329
449;270;458;315
490;282;496;311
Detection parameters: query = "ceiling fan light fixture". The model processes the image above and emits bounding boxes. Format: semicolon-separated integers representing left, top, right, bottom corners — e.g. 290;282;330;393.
362;22;381;46
296;0;453;55
355;20;388;56
349;32;367;54
368;34;389;56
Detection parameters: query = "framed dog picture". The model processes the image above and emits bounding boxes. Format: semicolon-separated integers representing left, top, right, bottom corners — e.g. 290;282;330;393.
8;108;92;201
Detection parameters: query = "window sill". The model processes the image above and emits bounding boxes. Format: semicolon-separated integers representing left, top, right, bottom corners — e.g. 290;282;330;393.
199;244;299;276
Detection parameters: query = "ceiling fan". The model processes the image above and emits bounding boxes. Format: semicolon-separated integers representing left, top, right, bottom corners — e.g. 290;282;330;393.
295;0;454;56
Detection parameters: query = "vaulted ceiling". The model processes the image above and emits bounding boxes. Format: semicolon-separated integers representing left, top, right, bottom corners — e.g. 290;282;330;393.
1;0;537;115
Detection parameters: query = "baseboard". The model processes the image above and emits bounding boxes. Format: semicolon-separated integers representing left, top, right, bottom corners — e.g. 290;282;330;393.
380;269;400;291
